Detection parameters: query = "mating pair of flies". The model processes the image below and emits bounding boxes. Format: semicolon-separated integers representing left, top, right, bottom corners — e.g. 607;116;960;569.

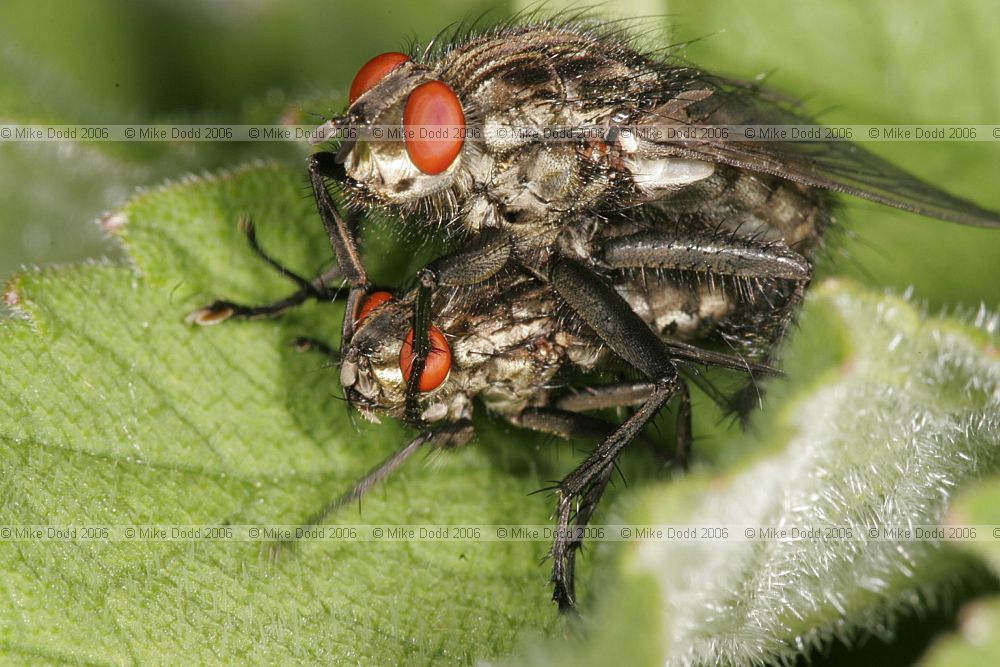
190;22;1000;610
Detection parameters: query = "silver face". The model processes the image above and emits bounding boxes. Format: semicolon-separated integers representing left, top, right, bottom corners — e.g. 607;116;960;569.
338;59;474;206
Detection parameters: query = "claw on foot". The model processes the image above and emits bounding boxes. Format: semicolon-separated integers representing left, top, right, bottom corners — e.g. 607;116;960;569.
186;304;235;326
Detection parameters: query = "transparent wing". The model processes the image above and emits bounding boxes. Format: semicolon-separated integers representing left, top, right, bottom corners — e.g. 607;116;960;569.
639;72;1000;229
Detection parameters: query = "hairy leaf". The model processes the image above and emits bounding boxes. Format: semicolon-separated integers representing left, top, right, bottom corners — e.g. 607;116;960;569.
0;165;570;664
512;283;1000;667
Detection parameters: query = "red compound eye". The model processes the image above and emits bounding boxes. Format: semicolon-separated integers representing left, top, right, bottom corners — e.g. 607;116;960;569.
349;52;411;104
399;326;451;392
403;81;465;175
355;290;393;324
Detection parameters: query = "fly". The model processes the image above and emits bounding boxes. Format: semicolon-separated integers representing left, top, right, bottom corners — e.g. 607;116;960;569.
189;19;1000;610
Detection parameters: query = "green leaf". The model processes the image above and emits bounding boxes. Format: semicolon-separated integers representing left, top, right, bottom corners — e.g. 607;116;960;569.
918;474;1000;666
510;283;1000;667
4;2;1000;663
948;478;1000;578
0;164;575;664
918;597;1000;667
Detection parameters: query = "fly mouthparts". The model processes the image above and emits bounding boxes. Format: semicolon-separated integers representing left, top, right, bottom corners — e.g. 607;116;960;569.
334;136;356;164
309;119;337;145
309;115;354;149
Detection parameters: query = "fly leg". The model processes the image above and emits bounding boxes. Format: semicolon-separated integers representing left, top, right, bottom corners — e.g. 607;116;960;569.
401;230;513;422
554;380;693;470
272;420;476;557
516;405;680;467
517;381;693;469
601;228;811;356
601;229;812;284
547;257;695;609
309;152;372;349
602;229;811;357
554;381;658;412
290;336;338;359
514;409;617;442
511;408;632;609
187;216;345;325
403;271;435;422
541;236;808;607
674;380;693;470
602;229;811;415
549;380;680;610
514;381;692;608
305;420;474;526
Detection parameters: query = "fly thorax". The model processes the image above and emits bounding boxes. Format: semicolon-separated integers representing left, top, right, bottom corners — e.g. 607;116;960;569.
488;143;594;225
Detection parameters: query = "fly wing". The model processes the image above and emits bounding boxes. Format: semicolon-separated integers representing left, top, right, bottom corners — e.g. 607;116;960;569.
639;73;1000;229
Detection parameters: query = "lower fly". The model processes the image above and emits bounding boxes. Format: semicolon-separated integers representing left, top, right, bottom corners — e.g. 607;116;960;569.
191;212;793;609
